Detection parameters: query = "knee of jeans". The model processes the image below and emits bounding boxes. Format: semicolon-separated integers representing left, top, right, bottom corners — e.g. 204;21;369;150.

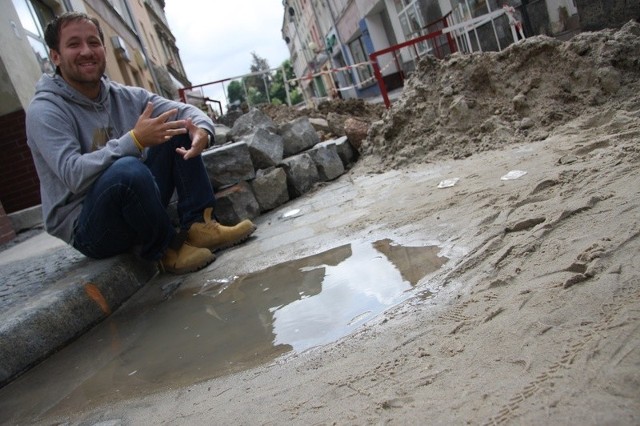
111;157;146;175
108;157;154;185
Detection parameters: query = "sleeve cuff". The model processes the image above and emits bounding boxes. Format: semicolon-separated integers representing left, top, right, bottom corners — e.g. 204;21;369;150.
202;129;214;149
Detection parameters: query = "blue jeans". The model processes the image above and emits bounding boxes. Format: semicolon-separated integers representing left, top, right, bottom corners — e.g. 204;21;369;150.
72;134;215;261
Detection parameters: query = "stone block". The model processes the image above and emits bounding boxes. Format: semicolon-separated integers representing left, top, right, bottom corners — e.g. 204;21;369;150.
344;117;369;151
202;141;255;190
280;116;321;156
245;128;284;169
280;153;320;198
230;108;277;140
308;144;345;181
214;182;260;226
317;136;357;167
250;168;290;212
217;110;243;128
309;117;330;133
212;123;232;145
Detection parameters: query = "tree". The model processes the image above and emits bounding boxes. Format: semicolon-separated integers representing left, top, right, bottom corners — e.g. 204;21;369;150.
227;80;245;106
247;86;267;105
270;59;303;105
250;51;270;74
227;55;303;109
243;52;271;105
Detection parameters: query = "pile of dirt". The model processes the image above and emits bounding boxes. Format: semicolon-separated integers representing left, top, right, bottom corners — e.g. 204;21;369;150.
259;98;385;126
256;103;309;124
316;98;386;120
363;20;640;169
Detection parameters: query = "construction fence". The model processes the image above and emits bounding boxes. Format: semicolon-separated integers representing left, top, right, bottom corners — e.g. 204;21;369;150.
180;2;526;113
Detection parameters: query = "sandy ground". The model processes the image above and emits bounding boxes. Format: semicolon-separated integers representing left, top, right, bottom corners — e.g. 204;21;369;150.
20;22;640;424
102;111;639;425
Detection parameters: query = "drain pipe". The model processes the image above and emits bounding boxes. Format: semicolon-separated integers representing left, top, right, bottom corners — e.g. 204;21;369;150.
123;0;162;94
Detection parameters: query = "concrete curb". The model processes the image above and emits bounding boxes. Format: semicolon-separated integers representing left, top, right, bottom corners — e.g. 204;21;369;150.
0;253;156;387
7;205;43;234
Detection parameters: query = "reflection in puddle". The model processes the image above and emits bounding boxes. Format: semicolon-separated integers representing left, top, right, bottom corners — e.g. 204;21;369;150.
268;239;445;351
0;239;447;423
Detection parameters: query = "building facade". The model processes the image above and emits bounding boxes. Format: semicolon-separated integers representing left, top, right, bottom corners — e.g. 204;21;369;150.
282;0;637;104
0;0;190;243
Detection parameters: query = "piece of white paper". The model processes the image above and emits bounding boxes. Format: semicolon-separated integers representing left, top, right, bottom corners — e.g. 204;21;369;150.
437;178;460;188
500;170;527;181
282;208;301;218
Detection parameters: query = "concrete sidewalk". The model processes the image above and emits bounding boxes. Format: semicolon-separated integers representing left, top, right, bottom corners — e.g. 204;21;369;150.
0;157;400;391
0;229;156;387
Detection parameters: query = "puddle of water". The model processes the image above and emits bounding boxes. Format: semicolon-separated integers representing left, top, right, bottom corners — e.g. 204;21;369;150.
0;239;447;423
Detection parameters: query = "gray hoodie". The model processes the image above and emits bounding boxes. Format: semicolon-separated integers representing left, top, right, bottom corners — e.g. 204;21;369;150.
26;74;214;244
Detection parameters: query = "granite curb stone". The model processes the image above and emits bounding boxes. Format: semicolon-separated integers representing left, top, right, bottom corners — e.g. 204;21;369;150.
0;243;156;387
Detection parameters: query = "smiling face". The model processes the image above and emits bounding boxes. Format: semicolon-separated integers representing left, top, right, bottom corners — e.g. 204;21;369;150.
50;19;106;99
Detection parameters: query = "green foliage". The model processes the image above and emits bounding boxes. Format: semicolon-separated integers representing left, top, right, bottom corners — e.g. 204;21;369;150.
289;89;303;105
243;52;271;105
269;79;286;104
227;55;304;108
269;59;303;105
247;86;267;105
227;80;245;105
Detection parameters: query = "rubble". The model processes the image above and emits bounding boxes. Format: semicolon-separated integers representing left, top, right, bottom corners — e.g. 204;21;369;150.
203;104;362;222
364;20;640;168
205;21;639;232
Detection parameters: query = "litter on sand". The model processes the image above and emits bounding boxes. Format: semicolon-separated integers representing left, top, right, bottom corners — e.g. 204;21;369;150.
437;178;460;188
282;208;302;218
500;170;527;180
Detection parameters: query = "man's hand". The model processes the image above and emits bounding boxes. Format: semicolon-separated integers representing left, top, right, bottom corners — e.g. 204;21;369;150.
176;118;209;160
132;102;187;147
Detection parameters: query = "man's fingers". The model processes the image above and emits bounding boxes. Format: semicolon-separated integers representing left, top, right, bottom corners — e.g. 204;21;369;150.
184;118;197;132
165;127;187;138
141;102;154;118
176;146;194;160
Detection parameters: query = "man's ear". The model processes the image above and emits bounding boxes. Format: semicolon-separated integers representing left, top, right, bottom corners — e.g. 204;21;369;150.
50;49;60;67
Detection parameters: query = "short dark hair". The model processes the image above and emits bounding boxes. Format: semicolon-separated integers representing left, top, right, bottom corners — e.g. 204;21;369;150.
44;12;104;52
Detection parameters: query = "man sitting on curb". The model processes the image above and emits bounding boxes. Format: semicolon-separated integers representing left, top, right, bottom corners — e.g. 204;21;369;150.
26;12;256;274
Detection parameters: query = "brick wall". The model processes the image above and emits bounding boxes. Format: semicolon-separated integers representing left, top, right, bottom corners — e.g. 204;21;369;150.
0;109;41;214
0;201;17;244
575;0;640;31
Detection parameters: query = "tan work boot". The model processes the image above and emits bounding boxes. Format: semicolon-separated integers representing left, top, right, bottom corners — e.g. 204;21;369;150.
160;242;215;274
188;207;257;252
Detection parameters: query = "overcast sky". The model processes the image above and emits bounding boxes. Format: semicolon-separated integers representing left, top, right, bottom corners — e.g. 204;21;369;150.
164;0;291;109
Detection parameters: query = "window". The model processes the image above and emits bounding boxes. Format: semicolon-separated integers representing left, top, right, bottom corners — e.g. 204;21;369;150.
107;0;135;28
349;37;373;87
12;0;55;73
149;33;160;62
132;69;143;87
394;0;428;54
